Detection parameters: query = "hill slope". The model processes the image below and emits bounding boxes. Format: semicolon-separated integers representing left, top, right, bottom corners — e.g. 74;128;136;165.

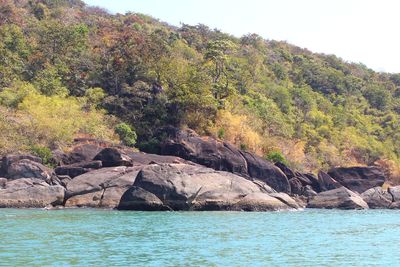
1;0;400;177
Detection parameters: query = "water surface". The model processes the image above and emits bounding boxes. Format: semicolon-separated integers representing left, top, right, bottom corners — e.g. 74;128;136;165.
1;209;399;266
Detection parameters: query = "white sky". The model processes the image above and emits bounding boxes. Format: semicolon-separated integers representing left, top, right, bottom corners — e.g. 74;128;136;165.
83;0;400;73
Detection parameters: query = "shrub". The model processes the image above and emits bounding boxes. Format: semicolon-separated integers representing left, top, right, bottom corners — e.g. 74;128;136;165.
265;151;288;165
30;145;54;167
17;92;116;148
115;123;137;147
217;128;225;139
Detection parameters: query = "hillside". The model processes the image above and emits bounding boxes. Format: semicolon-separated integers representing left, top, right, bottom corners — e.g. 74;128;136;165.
1;0;400;179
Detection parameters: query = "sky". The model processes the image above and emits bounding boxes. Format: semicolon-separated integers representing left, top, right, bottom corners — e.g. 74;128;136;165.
83;0;400;73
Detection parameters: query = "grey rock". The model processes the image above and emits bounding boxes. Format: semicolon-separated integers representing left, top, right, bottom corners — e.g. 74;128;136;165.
0;178;65;208
361;187;393;208
65;166;140;208
388;185;400;202
302;185;318;197
307;187;369;209
6;159;56;184
118;163;296;211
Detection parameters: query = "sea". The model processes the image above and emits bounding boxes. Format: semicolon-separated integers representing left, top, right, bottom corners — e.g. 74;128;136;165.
1;209;400;266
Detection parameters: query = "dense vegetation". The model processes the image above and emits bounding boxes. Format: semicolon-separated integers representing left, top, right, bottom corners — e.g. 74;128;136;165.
1;0;400;179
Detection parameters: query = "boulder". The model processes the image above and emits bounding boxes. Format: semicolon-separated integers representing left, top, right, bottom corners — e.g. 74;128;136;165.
56;143;104;165
388;186;400;202
388;186;400;208
361;187;393;208
328;166;385;193
158;128;248;175
289;178;303;195
307;187;369;209
275;162;295;179
125;151;187;166
269;192;301;209
94;148;133;167
317;171;341;191
65;166;141;208
294;173;320;192
302;185;317;197
240;152;290;193
118;186;172;211
54;160;102;178
3;158;58;184
1;155;42;172
118;163;296;211
55;166;88;178
302;173;321;192
0;178;65;208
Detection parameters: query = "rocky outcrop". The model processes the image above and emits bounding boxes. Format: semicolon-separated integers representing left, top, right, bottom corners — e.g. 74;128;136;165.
64;166;141;208
1;155;59;185
289;178;303;195
118;164;297;211
53;143;104;165
307;187;369;209
240;151;290;193
388;186;400;209
149;127;291;193
317;171;341;191
361;187;393;208
54;160;103;178
0;178;64;208
93;148;133;167
328;166;385;193
0;128;397;211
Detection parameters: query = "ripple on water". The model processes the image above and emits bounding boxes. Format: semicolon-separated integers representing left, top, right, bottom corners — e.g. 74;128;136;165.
0;209;400;266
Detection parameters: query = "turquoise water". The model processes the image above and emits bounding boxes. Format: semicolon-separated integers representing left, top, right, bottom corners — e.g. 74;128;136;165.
1;209;400;266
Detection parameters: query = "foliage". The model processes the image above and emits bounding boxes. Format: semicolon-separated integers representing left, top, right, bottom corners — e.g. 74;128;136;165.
115;123;137;147
265;151;288;165
30;145;54;167
1;1;400;174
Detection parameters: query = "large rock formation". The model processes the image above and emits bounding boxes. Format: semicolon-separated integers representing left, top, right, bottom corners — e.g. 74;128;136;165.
307;187;369;209
148;127;291;193
118;164;298;211
63;148;189;208
0;178;65;208
328;166;385;193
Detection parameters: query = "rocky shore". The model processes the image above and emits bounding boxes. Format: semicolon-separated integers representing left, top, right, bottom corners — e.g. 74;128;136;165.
0;127;399;211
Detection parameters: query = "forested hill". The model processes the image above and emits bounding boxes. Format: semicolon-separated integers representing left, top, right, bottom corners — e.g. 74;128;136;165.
1;0;400;175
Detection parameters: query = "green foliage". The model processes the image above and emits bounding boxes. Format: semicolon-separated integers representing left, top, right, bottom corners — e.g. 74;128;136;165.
0;81;37;108
33;64;68;96
265;151;288;165
115;123;137;147
217;128;225;139
30;145;54;167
